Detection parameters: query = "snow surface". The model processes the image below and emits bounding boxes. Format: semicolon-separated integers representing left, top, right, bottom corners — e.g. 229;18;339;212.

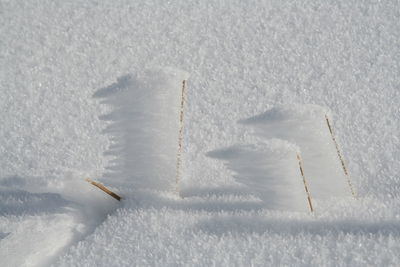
1;0;400;266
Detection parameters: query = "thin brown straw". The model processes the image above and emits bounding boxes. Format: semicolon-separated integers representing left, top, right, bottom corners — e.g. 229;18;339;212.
85;178;121;201
325;115;356;198
176;80;187;194
296;153;314;212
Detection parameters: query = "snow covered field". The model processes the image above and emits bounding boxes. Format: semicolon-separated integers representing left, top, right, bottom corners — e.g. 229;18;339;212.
1;0;400;266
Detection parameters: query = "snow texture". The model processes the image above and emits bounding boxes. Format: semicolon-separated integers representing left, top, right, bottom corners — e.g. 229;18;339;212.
1;0;400;266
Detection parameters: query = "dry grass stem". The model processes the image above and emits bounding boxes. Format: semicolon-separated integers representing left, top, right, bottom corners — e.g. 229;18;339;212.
296;153;314;212
325;115;356;198
85;178;122;201
175;80;187;194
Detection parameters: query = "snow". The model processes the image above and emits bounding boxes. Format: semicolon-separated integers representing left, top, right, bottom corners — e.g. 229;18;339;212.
208;140;310;212
240;104;353;202
94;69;189;191
1;0;400;266
55;204;400;267
0;174;120;267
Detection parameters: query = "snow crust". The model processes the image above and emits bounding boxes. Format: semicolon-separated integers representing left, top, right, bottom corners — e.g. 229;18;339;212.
1;0;400;266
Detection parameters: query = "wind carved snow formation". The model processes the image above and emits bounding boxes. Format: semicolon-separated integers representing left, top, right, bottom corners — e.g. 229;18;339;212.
94;68;190;193
96;70;353;213
209;104;354;212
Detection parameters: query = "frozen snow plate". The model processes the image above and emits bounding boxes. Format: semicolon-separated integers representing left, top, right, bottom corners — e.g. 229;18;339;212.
94;68;189;192
208;140;310;212
241;104;354;202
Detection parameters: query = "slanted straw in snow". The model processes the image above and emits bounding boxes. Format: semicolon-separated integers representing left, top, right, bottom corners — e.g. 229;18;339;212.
296;153;314;212
85;178;121;201
175;80;187;194
325;115;356;198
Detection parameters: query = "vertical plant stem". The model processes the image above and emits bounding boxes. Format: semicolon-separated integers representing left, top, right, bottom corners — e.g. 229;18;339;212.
176;80;187;195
